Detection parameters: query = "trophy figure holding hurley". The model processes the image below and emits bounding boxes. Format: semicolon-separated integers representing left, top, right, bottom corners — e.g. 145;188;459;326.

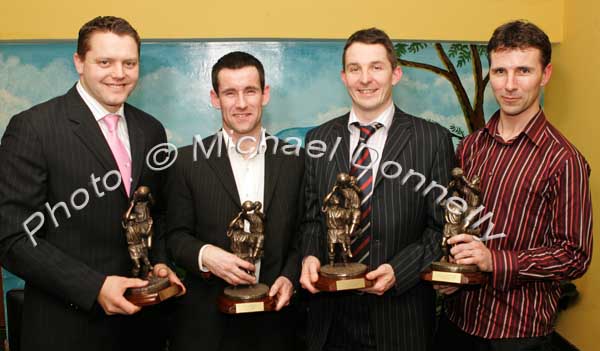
217;200;276;314
421;168;487;285
123;186;183;305
315;173;374;291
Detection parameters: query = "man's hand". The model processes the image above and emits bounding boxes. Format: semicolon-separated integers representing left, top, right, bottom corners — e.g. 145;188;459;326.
152;263;187;296
299;256;321;294
360;263;396;296
97;276;147;315
448;234;493;272
433;284;460;295
269;276;294;311
202;245;256;285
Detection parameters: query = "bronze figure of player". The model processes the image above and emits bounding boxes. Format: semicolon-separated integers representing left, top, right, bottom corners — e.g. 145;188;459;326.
321;173;361;266
227;201;266;269
441;168;482;262
123;186;155;278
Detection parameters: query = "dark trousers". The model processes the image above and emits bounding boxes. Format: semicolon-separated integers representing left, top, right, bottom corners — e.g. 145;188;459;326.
323;292;376;351
218;309;295;351
435;315;552;351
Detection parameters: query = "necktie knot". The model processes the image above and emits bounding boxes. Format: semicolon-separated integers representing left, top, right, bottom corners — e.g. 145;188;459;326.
352;122;383;142
103;114;121;133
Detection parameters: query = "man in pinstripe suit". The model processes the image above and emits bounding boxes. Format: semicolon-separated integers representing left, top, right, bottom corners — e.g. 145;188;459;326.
0;16;183;351
300;28;455;351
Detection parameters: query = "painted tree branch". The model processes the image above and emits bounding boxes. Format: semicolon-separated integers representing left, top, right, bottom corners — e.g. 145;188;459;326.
470;45;487;131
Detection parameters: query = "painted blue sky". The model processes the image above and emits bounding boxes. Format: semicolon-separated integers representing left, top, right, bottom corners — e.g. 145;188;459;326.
0;40;500;147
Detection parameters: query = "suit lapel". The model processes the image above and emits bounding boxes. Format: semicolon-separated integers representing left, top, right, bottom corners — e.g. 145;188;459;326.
263;136;283;214
66;86;128;197
373;108;413;189
125;105;146;195
331;114;351;175
205;134;241;206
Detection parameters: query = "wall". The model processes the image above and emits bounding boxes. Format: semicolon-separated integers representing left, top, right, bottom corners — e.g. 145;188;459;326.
1;0;563;41
5;0;600;348
545;0;599;349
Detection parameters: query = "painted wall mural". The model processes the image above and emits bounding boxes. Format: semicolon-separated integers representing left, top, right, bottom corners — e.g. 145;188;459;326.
0;39;500;310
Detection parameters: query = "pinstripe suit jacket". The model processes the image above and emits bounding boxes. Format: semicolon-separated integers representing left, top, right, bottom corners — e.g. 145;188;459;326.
0;86;168;351
165;135;304;351
302;107;455;351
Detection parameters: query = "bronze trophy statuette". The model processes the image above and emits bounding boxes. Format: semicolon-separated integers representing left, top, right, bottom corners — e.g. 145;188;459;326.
123;186;182;306
315;173;374;292
217;201;276;314
421;168;488;285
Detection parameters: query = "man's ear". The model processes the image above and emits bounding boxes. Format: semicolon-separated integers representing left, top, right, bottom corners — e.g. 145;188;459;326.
541;63;552;87
73;53;84;75
210;90;221;109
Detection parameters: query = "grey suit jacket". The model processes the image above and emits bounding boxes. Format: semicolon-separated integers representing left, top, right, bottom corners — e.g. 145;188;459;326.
302;107;456;351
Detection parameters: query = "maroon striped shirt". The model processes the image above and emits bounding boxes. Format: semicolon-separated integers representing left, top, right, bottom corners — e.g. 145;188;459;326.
445;109;593;338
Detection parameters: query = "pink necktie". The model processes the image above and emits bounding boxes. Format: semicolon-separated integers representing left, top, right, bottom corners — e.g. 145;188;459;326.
103;114;131;196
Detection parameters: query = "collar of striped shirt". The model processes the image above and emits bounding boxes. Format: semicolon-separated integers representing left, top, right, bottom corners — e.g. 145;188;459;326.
483;108;547;147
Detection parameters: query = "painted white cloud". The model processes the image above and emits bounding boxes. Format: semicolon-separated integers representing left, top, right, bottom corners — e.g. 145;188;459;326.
420;110;468;132
0;54;75;106
0;89;31;131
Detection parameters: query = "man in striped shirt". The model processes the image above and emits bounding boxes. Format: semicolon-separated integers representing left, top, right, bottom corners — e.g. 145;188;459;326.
434;20;593;350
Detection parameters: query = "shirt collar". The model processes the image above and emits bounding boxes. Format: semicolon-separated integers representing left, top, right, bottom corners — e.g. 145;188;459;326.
76;80;125;121
222;127;268;157
347;103;394;132
484;108;547;147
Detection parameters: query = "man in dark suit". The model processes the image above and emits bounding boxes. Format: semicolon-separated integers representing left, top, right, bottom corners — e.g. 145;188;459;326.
165;51;304;351
299;28;455;351
0;16;183;351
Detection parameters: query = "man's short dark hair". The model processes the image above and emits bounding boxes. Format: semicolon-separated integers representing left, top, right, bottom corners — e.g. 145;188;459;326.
77;16;141;59
211;51;265;93
343;28;398;70
487;20;552;68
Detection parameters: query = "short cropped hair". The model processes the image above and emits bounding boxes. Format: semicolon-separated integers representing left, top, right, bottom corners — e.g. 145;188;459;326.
211;51;265;93
77;16;141;60
487;20;551;67
343;28;398;69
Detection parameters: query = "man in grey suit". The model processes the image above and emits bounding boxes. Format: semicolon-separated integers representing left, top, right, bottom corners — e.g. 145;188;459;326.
0;16;183;351
300;28;455;351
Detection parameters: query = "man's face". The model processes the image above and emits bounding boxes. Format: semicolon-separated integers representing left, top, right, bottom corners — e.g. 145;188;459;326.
73;31;139;113
489;47;552;120
210;66;270;140
341;42;402;121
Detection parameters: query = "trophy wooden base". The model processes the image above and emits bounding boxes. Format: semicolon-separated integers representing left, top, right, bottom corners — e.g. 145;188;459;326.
315;263;373;292
126;276;182;306
217;283;276;314
421;262;487;285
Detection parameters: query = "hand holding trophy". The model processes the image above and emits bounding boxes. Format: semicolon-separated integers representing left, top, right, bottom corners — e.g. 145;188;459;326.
315;173;374;291
123;186;183;306
421;168;488;285
217;201;276;314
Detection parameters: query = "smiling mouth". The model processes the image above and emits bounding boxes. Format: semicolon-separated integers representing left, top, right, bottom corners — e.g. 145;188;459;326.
105;83;128;88
358;88;378;95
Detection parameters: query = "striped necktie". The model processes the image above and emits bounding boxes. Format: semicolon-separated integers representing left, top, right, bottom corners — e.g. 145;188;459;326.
349;122;383;263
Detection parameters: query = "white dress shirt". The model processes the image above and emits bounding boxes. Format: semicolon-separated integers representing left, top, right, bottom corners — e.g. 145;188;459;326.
347;102;395;180
76;81;131;158
198;128;267;281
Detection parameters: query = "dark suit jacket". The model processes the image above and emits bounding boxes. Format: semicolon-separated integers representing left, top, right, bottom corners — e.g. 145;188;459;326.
0;86;168;351
166;134;304;351
302;108;455;351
